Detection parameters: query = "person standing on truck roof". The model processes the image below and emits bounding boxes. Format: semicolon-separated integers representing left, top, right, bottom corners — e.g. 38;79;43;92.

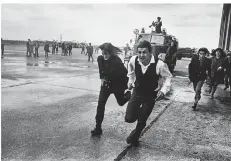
149;17;162;33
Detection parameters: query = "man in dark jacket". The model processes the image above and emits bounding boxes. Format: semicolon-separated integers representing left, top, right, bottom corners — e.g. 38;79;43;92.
166;41;177;73
91;42;131;136
224;51;231;95
44;41;50;58
209;48;226;98
86;43;94;62
188;48;211;110
68;44;72;56
61;42;65;56
52;41;56;54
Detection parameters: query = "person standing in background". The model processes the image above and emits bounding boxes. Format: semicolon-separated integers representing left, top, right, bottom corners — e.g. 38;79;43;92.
68;44;72;56
86;43;94;62
34;40;40;57
44;41;50;58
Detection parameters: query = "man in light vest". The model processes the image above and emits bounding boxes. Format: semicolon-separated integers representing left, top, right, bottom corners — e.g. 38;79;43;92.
125;40;172;146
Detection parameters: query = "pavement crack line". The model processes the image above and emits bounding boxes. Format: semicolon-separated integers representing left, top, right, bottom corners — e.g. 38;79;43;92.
41;83;100;93
1;73;96;89
114;84;185;161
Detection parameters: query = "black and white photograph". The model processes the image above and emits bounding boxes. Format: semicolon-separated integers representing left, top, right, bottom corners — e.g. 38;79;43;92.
1;1;231;161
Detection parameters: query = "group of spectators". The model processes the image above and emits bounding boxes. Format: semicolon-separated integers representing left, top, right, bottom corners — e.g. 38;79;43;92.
25;39;73;58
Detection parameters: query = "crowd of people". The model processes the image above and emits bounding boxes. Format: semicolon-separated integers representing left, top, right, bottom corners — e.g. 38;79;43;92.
189;47;231;110
22;39;98;63
90;40;231;146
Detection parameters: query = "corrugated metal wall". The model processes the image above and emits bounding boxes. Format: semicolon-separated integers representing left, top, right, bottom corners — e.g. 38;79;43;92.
219;4;231;51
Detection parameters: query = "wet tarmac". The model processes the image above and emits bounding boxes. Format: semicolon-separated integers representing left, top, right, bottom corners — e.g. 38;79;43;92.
1;49;231;161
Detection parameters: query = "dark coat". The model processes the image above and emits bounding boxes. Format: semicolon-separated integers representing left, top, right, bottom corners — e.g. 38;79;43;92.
224;57;231;76
87;46;93;55
97;55;128;90
44;43;49;52
188;54;211;82
210;57;226;78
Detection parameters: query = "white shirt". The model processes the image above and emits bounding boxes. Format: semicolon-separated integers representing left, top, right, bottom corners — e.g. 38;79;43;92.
127;55;172;95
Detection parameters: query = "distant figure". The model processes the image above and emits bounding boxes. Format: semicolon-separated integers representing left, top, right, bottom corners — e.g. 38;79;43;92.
95;46;99;54
34;41;40;57
86;43;94;62
165;41;177;73
81;45;85;55
1;38;5;56
26;39;31;57
149;17;162;33
44;41;50;58
52;41;56;54
141;28;145;33
68;44;72;56
56;42;59;54
29;39;34;57
61;42;65;56
124;43;131;57
162;29;166;35
129;39;134;51
64;42;68;56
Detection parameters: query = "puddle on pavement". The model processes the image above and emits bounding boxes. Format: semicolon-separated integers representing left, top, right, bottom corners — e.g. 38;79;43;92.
215;96;231;105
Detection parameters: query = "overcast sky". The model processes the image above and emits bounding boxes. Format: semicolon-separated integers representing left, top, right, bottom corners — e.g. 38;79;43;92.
1;3;223;49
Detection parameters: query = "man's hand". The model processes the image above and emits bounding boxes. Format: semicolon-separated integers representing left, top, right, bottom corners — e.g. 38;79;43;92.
101;78;106;86
128;83;133;90
155;91;164;101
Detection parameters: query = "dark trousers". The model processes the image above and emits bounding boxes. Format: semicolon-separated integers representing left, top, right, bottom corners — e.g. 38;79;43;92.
88;54;94;62
81;50;85;54
35;48;39;57
45;51;48;58
1;49;4;55
95;86;128;125
26;48;31;57
69;49;72;56
209;75;223;95
52;47;55;54
125;89;157;139
193;80;204;101
56;47;58;54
